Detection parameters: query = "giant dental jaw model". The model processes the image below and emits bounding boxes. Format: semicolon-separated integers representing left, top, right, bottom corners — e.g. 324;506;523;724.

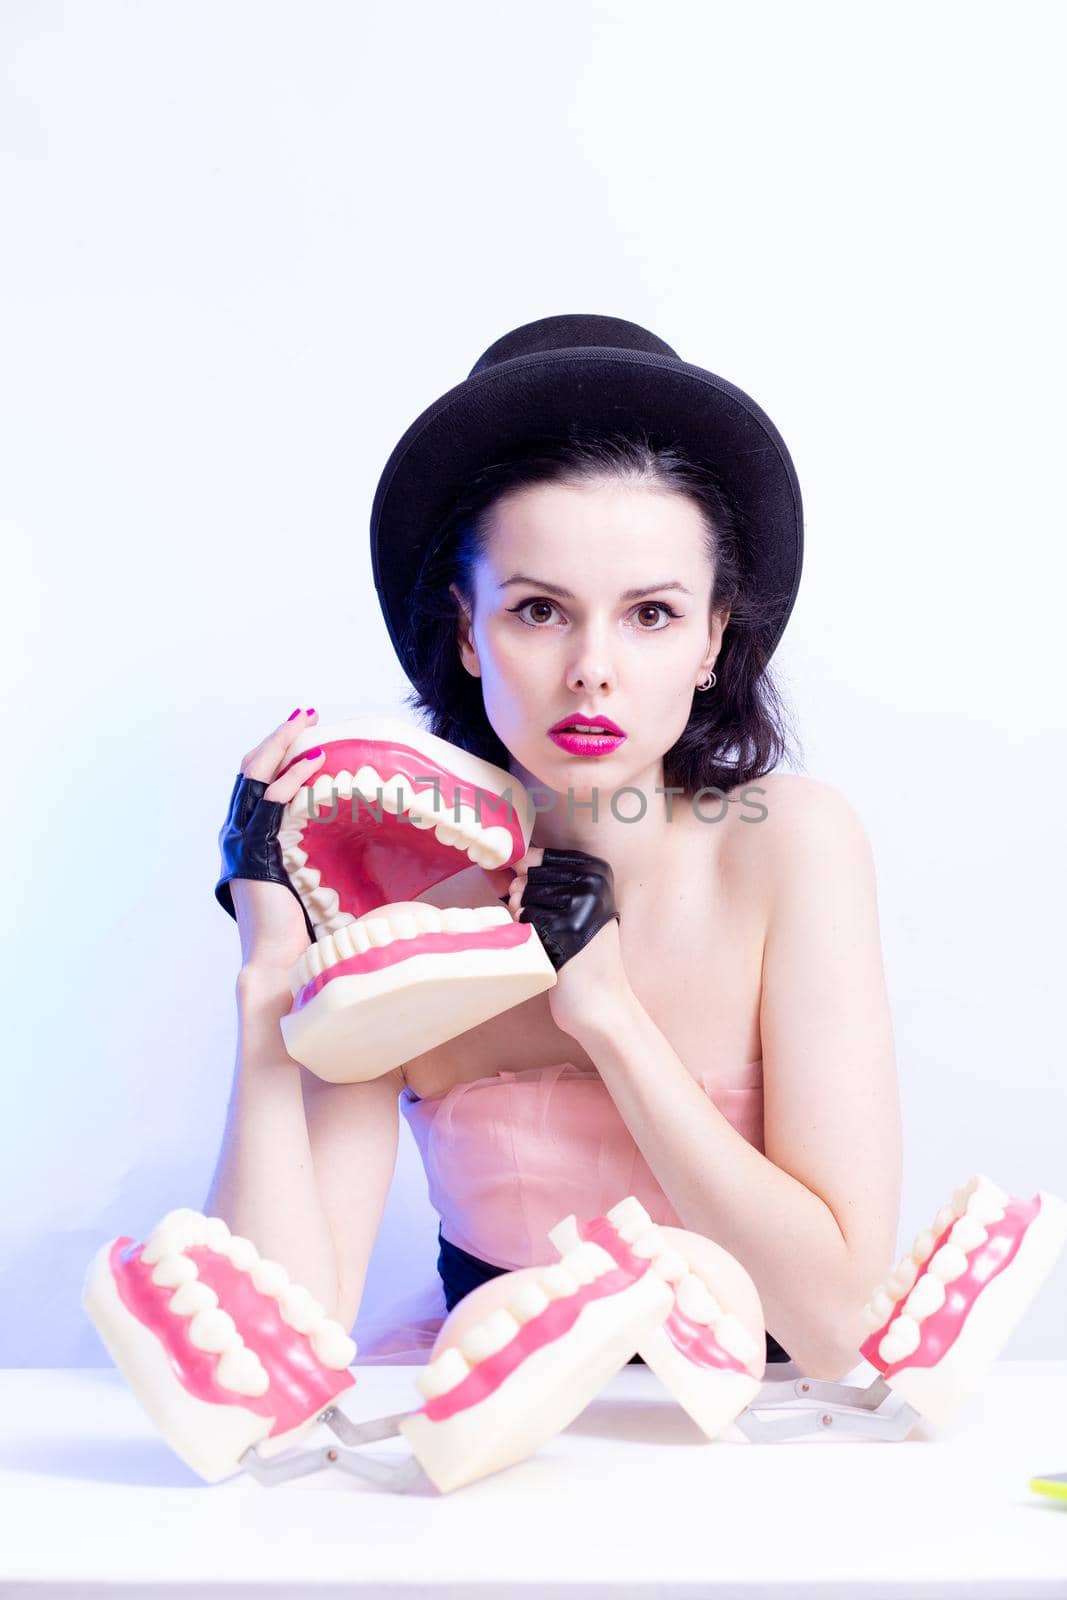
82;1197;682;1493
81;1209;360;1485
547;1198;766;1440
272;717;557;1084
81;1174;1066;1492
736;1173;1067;1441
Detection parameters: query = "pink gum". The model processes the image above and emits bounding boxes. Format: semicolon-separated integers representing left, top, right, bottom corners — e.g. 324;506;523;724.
110;1240;354;1437
859;1193;1040;1375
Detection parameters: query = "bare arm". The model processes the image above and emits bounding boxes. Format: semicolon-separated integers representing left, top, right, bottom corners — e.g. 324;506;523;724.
203;965;402;1328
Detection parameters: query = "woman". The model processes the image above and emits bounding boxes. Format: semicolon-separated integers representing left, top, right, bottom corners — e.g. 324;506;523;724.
209;315;902;1383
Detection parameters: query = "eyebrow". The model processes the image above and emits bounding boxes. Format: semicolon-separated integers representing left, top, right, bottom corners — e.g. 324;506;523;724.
497;572;693;601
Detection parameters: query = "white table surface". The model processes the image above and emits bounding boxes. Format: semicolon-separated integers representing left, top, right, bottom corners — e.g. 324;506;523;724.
0;1361;1065;1598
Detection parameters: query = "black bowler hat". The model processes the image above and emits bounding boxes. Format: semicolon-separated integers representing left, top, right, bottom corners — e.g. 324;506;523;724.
369;312;803;687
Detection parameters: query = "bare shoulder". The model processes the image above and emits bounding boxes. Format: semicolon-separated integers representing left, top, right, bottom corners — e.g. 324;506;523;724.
723;772;875;904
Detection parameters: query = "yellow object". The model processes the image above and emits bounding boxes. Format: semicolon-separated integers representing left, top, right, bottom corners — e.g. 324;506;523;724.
1029;1471;1067;1502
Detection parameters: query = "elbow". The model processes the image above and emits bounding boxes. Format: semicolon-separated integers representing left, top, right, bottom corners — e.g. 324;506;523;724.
782;1291;874;1383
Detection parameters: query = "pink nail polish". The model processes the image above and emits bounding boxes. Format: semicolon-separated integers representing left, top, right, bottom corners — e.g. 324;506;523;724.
288;708;301;721
305;707;316;716
303;746;324;759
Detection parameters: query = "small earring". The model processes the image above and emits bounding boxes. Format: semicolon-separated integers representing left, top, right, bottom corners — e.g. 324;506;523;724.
695;669;716;692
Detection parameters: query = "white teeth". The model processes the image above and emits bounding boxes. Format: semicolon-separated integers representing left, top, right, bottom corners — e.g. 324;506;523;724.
606;1196;653;1242
149;1253;199;1289
651;1247;688;1286
540;1263;580;1299
933;1203;958;1234
289;866;321;893
308;886;341;919
948;1214;989;1253
712;1312;759;1363
305;944;325;978
510;1281;551;1323
675;1273;722;1326
250;1258;290;1296
215;1344;271;1398
902;1272;947;1322
168;1280;219;1317
879;1313;921;1364
868;1285;897;1324
379;777;412;815
926;1241;970;1283
221;1235;260;1271
277;1283;327;1334
862;1301;886;1330
188;1307;239;1353
460;1308;521;1364
910;1226;937;1264
886;1255;920;1298
289;898;516;989
202;1216;232;1253
561;1241;614;1284
631;1229;664;1260
952;1177;981;1215
309;1321;358;1370
415;1345;472;1400
311;774;337;810
965;1176;1008;1225
477;826;514;867
141;1209;206;1264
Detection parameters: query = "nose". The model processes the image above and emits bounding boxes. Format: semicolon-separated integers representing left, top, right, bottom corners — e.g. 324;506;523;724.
566;628;615;694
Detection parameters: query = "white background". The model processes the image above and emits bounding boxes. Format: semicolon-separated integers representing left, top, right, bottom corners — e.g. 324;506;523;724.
1;0;1064;1364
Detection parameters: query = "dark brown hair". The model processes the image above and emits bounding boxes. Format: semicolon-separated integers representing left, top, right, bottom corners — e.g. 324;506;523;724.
399;426;801;796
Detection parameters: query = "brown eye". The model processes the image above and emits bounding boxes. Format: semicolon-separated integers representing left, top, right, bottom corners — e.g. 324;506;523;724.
635;603;676;629
508;598;561;626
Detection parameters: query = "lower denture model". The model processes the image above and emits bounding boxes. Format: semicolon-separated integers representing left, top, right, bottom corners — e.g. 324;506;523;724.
83;1174;1066;1487
267;716;558;1084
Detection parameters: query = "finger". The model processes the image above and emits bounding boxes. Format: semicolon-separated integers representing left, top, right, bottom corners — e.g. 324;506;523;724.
241;708;320;783
263;745;327;805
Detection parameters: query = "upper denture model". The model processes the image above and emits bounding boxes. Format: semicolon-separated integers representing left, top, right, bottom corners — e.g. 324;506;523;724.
81;1208;359;1483
398;1206;677;1492
857;1173;1067;1430
273;716;557;1083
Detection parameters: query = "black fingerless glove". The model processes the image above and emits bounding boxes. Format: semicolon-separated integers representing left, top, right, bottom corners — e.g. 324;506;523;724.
214;772;317;943
516;846;620;971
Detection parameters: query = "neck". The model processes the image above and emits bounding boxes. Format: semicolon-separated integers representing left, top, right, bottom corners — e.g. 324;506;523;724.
507;753;683;900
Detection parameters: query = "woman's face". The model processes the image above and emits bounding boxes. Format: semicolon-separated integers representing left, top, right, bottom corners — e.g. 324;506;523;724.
451;478;728;797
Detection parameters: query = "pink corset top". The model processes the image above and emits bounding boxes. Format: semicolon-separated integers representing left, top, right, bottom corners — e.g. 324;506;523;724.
399;1057;765;1271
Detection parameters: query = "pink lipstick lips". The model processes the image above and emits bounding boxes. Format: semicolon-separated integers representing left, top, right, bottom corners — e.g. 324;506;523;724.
548;714;627;758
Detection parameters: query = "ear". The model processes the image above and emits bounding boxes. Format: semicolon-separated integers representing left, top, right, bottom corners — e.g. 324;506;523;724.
703;605;731;670
450;583;481;678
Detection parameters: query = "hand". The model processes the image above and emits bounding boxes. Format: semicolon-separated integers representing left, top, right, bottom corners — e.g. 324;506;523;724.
215;709;328;975
503;846;630;1037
